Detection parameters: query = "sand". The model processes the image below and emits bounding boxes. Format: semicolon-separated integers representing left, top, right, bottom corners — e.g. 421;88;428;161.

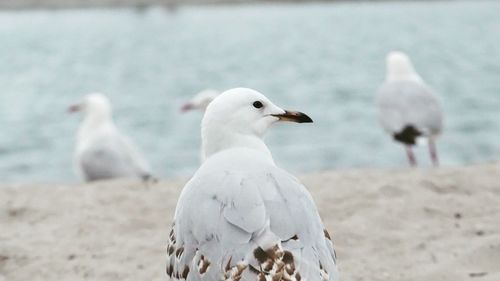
0;163;499;281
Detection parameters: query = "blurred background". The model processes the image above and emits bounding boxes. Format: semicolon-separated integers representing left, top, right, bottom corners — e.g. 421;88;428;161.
0;0;498;183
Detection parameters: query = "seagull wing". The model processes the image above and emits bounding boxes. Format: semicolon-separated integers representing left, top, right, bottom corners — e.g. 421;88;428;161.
376;80;443;136
166;150;338;281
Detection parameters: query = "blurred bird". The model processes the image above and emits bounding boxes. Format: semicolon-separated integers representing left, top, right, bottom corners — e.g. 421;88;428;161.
166;88;339;281
180;89;219;113
376;51;444;167
69;93;154;182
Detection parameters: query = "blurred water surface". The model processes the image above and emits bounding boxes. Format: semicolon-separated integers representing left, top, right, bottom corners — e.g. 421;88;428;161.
0;1;499;183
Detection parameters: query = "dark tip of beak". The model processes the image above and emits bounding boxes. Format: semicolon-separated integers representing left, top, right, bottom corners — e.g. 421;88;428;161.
180;103;193;113
67;105;80;113
272;110;313;123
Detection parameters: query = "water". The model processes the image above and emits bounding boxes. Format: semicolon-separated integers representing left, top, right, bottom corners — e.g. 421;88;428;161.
0;1;499;183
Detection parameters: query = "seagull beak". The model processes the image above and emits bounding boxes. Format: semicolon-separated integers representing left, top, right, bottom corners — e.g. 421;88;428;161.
180;103;194;113
272;110;313;123
67;104;81;113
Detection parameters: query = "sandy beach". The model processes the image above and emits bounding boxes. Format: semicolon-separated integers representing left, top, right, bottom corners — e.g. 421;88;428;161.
0;163;499;281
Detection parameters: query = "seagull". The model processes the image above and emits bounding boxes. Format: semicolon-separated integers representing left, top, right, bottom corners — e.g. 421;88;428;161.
376;51;444;167
69;93;154;182
166;88;339;281
180;89;219;113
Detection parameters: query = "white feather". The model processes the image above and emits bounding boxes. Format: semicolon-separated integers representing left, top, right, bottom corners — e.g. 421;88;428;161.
166;88;338;281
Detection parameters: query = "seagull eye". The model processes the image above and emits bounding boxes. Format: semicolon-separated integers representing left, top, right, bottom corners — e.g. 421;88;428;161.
253;101;263;109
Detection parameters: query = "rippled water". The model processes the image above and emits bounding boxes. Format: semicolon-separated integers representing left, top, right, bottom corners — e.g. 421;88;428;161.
0;1;499;183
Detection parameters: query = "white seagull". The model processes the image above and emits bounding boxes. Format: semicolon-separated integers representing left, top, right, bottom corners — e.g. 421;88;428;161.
69;93;153;182
180;89;219;113
166;88;339;281
376;51;444;167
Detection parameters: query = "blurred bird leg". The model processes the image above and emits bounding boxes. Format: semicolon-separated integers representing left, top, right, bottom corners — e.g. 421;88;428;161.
429;139;439;167
405;146;417;167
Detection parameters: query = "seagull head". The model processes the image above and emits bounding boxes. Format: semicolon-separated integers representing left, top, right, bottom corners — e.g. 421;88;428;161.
201;88;312;159
386;51;421;82
181;89;219;112
68;93;112;118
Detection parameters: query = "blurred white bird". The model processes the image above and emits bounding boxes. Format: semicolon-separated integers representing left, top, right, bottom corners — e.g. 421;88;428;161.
376;51;444;167
166;88;339;281
180;89;219;112
69;93;153;182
